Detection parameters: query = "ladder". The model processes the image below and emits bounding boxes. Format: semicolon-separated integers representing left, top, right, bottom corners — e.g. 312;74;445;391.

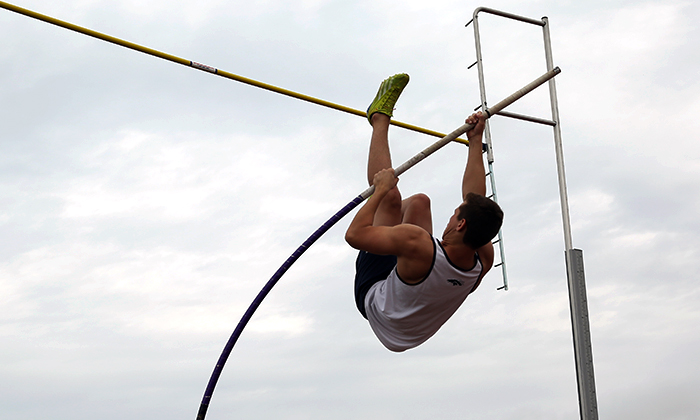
466;7;599;420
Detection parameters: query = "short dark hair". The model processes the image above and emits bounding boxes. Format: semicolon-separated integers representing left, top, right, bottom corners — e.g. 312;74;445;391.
458;193;504;249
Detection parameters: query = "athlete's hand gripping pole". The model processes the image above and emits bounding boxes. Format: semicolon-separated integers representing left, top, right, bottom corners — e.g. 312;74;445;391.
196;67;560;420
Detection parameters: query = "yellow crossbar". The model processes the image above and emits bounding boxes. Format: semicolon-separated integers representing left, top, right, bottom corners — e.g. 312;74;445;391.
0;1;469;144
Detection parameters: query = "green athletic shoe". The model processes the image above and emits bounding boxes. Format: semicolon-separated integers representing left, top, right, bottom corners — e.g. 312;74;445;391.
367;73;409;125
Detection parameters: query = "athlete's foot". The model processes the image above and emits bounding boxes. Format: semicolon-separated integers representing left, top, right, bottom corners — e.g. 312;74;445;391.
366;73;409;125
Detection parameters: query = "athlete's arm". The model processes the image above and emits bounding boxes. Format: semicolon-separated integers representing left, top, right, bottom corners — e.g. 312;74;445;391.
461;112;487;199
345;169;433;282
461;112;498;275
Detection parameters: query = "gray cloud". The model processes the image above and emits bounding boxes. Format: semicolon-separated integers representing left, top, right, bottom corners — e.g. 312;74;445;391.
1;0;699;419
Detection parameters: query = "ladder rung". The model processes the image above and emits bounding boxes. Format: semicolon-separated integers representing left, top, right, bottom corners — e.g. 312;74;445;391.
468;61;478;69
495;262;504;267
492;238;500;244
496;110;556;126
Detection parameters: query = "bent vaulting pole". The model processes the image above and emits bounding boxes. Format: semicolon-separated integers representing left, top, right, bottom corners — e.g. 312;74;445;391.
0;0;470;144
195;67;560;420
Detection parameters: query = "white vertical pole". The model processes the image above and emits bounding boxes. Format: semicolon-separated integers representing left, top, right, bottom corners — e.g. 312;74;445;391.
542;17;573;251
542;17;599;420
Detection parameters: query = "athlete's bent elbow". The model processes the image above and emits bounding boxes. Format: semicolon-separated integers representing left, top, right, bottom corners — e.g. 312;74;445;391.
345;229;359;249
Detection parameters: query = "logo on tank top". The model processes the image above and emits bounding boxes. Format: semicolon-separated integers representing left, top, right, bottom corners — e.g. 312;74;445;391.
447;279;464;286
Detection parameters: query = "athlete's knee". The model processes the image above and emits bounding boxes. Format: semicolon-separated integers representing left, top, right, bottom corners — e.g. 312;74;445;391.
382;187;403;210
404;193;431;212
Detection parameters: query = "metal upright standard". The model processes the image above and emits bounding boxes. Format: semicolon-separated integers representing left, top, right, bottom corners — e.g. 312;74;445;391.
467;7;598;420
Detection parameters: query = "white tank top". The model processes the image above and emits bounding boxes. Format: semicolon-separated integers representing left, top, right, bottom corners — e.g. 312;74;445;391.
364;237;484;352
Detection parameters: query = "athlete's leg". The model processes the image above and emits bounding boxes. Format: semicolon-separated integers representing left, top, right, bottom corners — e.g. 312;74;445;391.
364;73;410;227
367;113;402;227
366;113;392;185
401;193;433;235
354;74;410;319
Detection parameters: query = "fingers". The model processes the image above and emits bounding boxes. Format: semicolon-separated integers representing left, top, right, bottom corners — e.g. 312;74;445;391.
465;111;485;125
374;168;395;178
372;168;398;190
464;111;486;141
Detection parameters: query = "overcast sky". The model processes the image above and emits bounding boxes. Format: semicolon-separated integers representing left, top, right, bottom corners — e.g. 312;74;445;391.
1;0;699;419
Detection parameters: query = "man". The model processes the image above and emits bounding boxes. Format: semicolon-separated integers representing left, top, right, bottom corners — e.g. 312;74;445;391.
345;73;504;352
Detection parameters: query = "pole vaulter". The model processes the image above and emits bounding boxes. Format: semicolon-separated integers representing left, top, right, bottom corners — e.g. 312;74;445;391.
0;2;560;419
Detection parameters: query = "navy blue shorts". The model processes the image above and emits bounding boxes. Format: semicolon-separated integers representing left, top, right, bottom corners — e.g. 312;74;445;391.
354;251;397;319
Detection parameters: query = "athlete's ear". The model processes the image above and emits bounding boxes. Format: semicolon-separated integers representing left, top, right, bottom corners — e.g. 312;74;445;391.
456;219;467;232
